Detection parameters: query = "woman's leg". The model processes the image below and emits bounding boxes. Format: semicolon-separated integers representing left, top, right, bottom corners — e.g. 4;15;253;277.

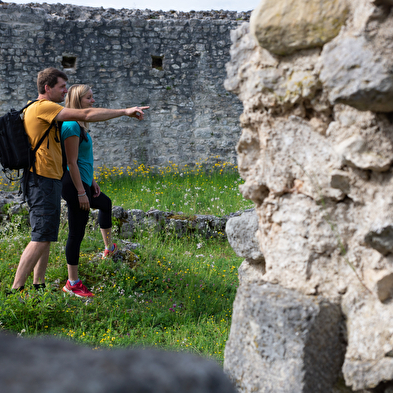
100;227;112;250
67;264;79;282
65;203;89;269
61;172;95;297
90;191;115;255
62;171;90;277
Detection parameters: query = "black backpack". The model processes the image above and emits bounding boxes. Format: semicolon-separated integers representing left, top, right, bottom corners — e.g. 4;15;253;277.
0;100;56;181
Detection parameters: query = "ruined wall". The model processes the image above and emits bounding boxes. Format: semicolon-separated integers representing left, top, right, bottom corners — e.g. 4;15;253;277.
224;0;393;392
0;2;250;169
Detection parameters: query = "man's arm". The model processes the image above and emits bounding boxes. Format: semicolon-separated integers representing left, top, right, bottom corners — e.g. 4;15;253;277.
55;106;149;122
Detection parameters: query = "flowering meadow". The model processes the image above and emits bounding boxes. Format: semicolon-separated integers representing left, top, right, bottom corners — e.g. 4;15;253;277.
96;159;253;216
0;161;253;365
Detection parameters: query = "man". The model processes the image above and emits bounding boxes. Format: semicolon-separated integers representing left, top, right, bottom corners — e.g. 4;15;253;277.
11;67;148;291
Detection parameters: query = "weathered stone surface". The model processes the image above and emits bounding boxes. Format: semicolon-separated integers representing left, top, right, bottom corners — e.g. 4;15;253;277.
258;193;354;298
224;1;393;390
374;0;393;4
225;23;323;112
342;285;393;391
374;272;393;303
0;332;236;393
224;282;344;393
237;259;266;285
326;105;393;187
225;209;264;263
250;0;349;55
112;205;127;220
364;222;393;256
362;269;393;303
334;134;393;172
238;115;343;202
320;15;393;112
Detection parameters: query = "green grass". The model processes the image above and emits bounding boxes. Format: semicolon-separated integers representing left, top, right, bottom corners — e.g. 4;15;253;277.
0;162;252;365
97;160;253;216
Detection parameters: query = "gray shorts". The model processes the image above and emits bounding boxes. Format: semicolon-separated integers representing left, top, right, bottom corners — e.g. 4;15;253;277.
24;173;62;242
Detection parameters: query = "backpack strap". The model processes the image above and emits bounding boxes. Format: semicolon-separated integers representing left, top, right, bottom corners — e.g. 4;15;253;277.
20;99;39;115
32;121;55;160
19;100;63;200
21;119;55;198
20;99;39;173
19;100;44;199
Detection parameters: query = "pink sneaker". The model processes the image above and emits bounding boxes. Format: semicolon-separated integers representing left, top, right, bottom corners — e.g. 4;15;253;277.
102;243;117;259
62;280;95;298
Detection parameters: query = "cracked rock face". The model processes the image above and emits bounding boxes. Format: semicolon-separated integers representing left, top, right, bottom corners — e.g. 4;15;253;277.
224;1;393;392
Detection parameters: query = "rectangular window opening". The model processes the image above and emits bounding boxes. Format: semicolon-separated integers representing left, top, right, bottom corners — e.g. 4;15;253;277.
62;56;77;70
151;55;164;70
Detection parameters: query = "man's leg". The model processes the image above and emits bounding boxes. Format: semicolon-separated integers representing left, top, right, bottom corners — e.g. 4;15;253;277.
33;243;51;285
12;241;50;289
17;174;62;290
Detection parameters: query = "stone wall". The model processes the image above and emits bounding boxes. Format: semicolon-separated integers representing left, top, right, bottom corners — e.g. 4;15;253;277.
224;0;393;392
0;2;250;169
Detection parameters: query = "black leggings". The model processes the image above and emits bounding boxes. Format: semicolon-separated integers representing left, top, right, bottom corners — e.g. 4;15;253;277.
62;170;112;266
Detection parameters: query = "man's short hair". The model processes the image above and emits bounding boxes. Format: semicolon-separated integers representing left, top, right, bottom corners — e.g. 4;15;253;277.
37;68;68;94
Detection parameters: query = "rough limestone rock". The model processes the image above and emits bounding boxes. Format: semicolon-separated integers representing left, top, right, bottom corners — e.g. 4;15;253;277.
226;209;264;263
364;221;393;256
342;285;393;391
0;332;236;393
250;0;349;55
224;282;344;393
224;0;393;391
226;209;266;285
319;9;393;112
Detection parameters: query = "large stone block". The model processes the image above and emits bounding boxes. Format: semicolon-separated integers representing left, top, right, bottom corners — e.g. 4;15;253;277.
320;14;393;112
342;286;393;391
224;282;344;393
226;209;265;263
0;332;236;393
250;0;349;55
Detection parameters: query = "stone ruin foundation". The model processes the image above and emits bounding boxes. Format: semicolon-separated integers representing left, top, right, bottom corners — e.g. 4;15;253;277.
224;0;393;392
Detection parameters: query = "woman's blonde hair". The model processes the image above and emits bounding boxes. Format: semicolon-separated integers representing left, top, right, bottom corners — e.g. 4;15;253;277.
65;84;92;129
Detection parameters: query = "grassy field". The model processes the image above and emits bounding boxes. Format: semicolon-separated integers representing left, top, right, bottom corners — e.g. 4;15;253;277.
97;160;251;216
0;161;253;365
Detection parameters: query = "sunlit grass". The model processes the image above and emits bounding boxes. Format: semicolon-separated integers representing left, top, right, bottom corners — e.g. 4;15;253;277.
96;159;253;216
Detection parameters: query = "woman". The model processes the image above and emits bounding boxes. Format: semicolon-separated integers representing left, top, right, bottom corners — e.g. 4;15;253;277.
61;84;117;298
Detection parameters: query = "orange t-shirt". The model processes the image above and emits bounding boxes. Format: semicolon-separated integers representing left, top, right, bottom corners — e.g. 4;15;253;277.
24;100;64;180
